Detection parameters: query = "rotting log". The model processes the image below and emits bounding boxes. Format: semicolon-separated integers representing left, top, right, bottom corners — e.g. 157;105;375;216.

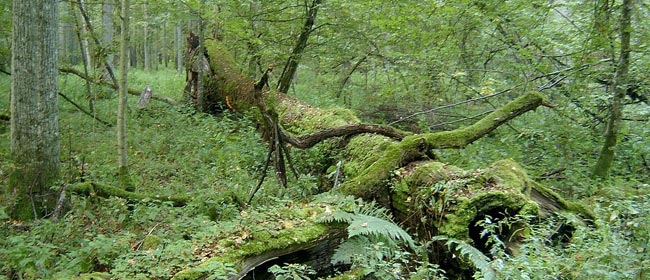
177;39;596;277
68;181;189;206
171;199;348;280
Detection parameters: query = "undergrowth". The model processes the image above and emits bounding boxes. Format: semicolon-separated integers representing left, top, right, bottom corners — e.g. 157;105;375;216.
1;68;649;279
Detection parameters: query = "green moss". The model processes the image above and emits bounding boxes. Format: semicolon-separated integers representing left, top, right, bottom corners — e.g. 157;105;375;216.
142;235;162;250
68;182;189;206
343;134;394;178
278;101;360;135
117;166;135;192
484;159;530;193
171;201;345;280
436;197;476;240
410;162;465;185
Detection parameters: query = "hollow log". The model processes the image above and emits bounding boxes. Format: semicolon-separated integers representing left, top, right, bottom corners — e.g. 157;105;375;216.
167;39;595;278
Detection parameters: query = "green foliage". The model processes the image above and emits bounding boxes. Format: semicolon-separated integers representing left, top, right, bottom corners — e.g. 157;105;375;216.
432;236;497;280
318;198;446;279
321;201;415;250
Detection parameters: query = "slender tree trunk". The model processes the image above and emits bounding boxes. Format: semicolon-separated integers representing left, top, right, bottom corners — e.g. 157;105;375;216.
247;0;262;78
69;0;94;113
276;0;322;94
118;0;133;191
143;2;150;71
102;0;115;80
162;23;167;69
10;0;60;220
76;0;119;89
61;2;78;65
176;22;183;76
592;0;633;179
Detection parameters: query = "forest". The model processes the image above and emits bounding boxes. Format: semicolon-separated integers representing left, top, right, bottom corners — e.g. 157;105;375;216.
0;0;649;279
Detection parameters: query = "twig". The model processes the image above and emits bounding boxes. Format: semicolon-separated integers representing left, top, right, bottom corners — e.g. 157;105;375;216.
51;184;68;222
58;92;112;127
248;145;274;205
135;223;160;251
74;0;119;88
429;110;493;130
389;88;512;126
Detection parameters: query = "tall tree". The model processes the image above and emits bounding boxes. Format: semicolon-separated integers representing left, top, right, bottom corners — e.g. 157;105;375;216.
175;21;183;75
9;0;60;220
69;0;94;113
142;2;150;71
276;0;322;94
592;0;634;179
102;0;115;81
117;0;133;190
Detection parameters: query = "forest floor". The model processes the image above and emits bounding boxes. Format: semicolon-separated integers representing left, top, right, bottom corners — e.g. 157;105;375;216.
0;69;648;279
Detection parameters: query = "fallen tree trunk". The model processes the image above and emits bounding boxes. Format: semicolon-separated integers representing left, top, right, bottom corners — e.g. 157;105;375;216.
59;66;179;106
69;181;189;207
166;39;595;279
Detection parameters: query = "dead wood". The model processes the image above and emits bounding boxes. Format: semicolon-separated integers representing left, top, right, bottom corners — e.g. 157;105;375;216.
59;66;179;105
68;181;189;207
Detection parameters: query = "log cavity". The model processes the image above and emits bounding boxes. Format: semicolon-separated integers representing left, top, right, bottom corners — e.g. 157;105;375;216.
241;235;346;280
467;206;521;255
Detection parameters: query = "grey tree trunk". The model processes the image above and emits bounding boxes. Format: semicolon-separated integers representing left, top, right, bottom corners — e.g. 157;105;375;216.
143;2;150;71
117;0;133;191
592;0;633;179
102;0;115;79
10;0;61;220
176;22;183;76
276;0;322;94
69;0;94;112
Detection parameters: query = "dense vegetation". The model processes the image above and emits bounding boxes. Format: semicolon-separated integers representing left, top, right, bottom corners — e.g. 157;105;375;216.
1;0;649;279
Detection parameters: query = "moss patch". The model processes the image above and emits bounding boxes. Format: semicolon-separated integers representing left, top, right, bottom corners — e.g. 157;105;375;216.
171;197;349;280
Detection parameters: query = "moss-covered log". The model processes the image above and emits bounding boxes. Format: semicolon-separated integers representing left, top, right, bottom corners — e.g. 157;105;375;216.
192;39;594;277
171;199;347;280
69;182;189;206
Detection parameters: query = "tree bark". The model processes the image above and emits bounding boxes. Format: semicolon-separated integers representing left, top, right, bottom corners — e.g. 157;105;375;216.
117;0;133;191
9;0;61;220
69;0;94;113
592;0;633;179
276;0;322;94
102;0;115;80
142;2;150;71
175;22;183;76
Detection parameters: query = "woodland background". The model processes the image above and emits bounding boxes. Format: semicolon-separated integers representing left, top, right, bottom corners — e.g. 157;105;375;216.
0;0;649;279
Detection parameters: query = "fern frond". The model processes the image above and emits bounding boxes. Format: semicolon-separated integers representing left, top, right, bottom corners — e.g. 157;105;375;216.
330;236;371;265
320;209;356;224
433;236;496;280
348;214;416;249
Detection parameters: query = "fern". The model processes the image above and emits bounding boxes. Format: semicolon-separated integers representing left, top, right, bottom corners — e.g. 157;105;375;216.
321;201;417;269
320;203;415;249
330;235;371;265
347;214;415;249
